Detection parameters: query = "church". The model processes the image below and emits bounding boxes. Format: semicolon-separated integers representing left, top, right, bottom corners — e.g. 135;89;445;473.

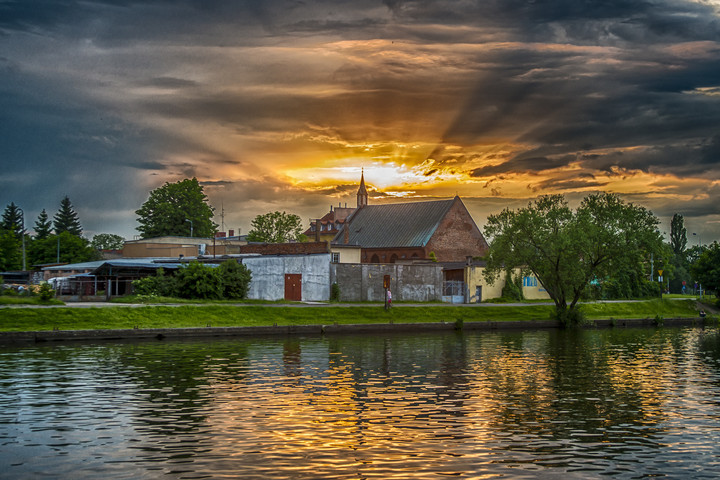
308;172;489;263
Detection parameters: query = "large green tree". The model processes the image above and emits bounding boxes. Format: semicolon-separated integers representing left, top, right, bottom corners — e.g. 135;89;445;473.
29;232;99;265
690;241;720;299
91;233;126;251
247;211;304;243
484;193;663;325
53;196;83;236
135;178;217;238
670;213;687;255
34;209;53;239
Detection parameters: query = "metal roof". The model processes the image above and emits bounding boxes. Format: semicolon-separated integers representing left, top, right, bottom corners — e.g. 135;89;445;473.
333;198;458;248
41;258;187;272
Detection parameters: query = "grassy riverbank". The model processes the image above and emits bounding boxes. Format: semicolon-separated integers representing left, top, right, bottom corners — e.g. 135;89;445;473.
0;299;707;332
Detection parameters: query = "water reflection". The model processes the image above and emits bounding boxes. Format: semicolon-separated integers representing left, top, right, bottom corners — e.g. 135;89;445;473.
1;327;719;478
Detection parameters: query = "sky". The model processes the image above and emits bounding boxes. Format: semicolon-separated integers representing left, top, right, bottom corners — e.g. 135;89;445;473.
1;0;719;244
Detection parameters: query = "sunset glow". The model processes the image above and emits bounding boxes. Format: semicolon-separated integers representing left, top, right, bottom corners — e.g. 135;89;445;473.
1;1;719;240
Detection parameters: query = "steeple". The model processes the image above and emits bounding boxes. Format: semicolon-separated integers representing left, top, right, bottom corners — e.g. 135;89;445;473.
357;168;368;208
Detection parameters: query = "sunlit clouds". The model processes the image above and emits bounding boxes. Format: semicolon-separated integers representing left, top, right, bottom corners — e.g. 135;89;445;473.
1;0;719;240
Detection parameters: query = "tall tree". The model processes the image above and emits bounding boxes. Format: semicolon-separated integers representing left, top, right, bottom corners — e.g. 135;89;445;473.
247;211;304;243
484;193;663;325
670;213;687;255
0;229;21;271
690;241;720;299
34;209;53;239
91;233;125;251
53;196;83;236
135;178;217;238
1;202;24;239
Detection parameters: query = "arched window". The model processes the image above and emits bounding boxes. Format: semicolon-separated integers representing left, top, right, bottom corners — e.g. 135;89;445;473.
370;254;380;263
390;254;398;263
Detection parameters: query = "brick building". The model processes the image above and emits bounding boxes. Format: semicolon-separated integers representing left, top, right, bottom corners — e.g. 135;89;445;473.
333;196;488;263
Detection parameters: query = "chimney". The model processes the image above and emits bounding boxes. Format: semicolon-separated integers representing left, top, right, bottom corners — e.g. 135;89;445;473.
229;229;234;237
330;205;333;212
315;220;320;242
343;222;349;244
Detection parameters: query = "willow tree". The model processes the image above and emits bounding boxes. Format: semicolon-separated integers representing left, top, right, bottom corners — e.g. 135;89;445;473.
483;193;663;325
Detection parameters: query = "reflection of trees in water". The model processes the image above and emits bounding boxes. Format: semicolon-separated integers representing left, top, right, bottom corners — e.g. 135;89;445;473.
471;327;709;467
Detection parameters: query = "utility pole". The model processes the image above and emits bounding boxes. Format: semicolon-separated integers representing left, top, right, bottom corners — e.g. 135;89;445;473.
17;207;26;271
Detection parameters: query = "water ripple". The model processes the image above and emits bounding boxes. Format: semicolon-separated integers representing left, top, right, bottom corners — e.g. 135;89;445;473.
1;327;720;478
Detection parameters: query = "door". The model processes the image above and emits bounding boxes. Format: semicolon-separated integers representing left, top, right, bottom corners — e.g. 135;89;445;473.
284;274;302;301
475;286;482;303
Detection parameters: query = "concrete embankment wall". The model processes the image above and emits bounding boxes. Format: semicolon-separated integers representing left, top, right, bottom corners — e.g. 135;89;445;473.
0;317;711;344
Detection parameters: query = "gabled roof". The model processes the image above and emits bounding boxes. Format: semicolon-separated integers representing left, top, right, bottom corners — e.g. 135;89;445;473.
333;198;457;248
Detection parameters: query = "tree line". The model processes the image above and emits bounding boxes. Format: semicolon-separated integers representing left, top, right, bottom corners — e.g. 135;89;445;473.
0;197;126;272
1;177;306;273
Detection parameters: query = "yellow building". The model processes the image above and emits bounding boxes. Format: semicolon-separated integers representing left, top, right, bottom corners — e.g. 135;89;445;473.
464;264;550;303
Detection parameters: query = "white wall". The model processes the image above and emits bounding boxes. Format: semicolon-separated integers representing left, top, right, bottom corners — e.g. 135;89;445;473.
242;254;331;301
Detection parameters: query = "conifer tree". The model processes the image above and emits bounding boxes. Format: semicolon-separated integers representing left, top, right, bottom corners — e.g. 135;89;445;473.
1;202;24;239
53;196;83;236
34;209;53;239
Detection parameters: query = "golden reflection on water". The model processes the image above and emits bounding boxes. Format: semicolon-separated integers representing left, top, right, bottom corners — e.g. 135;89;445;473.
1;328;720;478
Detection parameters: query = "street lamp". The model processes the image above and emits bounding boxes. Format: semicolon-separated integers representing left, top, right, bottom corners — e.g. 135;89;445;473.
186;218;193;237
17;207;26;271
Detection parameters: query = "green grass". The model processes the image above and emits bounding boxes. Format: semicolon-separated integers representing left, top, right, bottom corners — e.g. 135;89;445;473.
0;296;64;306
0;298;705;332
110;295;290;305
581;298;700;319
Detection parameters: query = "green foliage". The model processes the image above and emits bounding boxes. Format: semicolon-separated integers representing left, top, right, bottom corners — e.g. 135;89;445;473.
175;262;223;300
691;241;720;298
91;233;125;250
135;177;217;238
670;214;687;255
484;193;663;325
217;260;252;299
133;262;252;301
247;211;304;243
330;282;341;302
34;209;53;239
501;270;524;301
132;268;178;297
428;251;438;262
2;202;24;239
38;282;55;301
555;306;586;327
0;229;21;271
53;196;83;236
29;232;100;265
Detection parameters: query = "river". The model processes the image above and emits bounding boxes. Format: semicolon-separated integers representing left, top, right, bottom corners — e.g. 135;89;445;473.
1;326;719;478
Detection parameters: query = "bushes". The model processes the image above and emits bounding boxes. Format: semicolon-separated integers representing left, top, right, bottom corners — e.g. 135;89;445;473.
132;261;252;300
501;270;524;301
330;283;341;302
217;260;252;299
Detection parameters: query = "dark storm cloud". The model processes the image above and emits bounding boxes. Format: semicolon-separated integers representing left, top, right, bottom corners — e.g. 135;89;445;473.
470;156;575;177
2;0;720;240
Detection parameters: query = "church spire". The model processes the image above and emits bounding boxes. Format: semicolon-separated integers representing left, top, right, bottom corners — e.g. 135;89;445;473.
357;168;368;208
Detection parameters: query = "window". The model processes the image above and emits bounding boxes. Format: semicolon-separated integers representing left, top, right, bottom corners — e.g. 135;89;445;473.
331;253;340;263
